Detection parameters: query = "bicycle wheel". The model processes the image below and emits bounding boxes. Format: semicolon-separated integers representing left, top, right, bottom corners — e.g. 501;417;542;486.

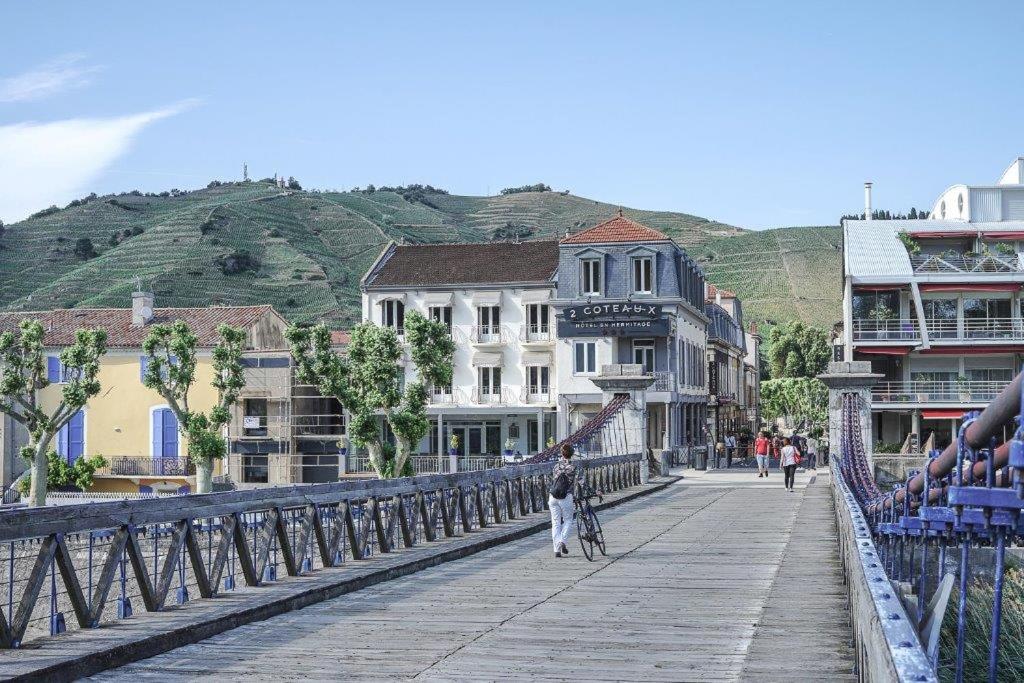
589;505;606;556
575;505;594;561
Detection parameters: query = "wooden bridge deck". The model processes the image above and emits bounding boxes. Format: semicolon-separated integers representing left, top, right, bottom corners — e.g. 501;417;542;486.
88;469;855;682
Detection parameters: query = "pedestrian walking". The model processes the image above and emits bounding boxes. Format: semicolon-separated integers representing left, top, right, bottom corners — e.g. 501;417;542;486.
806;432;819;470
754;431;770;478
548;443;577;557
779;437;800;492
725;433;737;468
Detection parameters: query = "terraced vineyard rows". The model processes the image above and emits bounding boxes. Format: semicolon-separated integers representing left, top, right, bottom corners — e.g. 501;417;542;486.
0;182;840;327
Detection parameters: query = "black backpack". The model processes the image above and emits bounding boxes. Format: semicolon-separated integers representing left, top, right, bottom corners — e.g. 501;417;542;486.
550;471;573;500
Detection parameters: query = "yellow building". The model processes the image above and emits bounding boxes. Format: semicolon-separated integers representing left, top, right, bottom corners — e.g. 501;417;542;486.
0;293;288;494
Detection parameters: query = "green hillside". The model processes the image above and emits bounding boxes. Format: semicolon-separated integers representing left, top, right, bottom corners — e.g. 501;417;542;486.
0;182;840;328
692;225;843;327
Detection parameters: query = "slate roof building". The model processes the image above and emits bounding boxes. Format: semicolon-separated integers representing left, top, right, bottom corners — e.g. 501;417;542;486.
842;157;1024;451
360;213;717;466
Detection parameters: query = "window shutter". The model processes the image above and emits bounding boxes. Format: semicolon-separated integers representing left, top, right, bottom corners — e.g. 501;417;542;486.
152;409;163;458
57;423;68;461
47;356;61;383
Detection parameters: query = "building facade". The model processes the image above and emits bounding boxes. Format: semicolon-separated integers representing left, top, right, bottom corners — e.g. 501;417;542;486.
360;214;716;462
841;157;1024;451
704;285;753;443
0;293;290;494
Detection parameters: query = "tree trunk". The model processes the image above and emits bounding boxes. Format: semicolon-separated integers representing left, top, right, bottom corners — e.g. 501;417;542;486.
366;440;384;478
394;440;412;479
195;458;213;494
28;436;53;507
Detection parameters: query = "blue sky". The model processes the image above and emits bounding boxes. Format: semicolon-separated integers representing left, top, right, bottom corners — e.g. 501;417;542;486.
2;1;1023;229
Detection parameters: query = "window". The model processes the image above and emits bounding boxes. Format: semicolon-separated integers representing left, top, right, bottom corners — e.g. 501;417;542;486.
528;366;550;394
243;398;268;437
632;256;654;294
478;367;501;395
478;305;500;333
632;339;655;373
428;305;452;332
382;299;405;334
574;341;597;374
581;258;602;296
964;297;1012;338
57;410;85;464
852;291;900;320
526;304;549;336
968;368;1013;384
46;357;78;384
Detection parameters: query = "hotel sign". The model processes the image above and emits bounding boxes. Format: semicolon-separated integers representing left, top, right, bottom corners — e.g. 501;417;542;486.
558;303;670;338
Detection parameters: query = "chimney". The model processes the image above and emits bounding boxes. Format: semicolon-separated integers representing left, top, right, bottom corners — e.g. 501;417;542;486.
864;181;873;221
715;290;722;306
132;290;155;327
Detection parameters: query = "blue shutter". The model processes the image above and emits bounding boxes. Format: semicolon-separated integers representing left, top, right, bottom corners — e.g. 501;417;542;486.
67;411;84;463
47;356;61;383
57;423;68;461
152;409;163;458
140;356;148;383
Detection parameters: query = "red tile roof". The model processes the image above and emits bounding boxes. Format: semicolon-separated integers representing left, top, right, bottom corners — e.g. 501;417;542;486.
561;213;670;245
0;306;278;348
705;283;737;301
330;330;351;346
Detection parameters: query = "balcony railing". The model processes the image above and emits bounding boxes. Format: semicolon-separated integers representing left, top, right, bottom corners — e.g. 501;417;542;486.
520;386;554;404
926;317;1024;341
851;318;920;342
97;456;196;477
910;252;1022;274
471;386;514;404
653;370;677;392
429;387;469;405
292;414;346;438
519;324;554;343
871;381;1005;404
470;324;510;345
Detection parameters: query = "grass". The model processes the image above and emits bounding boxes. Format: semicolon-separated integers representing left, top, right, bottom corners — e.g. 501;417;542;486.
0;182;841;327
939;566;1024;682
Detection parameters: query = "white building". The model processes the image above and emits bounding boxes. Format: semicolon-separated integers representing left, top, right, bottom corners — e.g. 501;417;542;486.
842;158;1024;451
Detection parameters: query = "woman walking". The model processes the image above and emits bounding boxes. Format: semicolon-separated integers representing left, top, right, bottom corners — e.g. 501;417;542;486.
754;431;770;478
549;443;578;557
779;437;799;492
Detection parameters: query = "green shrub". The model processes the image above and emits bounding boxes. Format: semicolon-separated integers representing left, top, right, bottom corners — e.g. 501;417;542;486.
18;451;108;493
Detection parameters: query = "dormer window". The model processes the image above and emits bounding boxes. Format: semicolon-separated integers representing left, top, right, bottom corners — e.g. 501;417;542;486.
632;256;654;295
581;258;602;296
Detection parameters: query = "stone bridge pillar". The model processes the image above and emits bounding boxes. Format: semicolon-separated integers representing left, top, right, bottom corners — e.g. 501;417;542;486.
591;363;654;483
817;361;882;470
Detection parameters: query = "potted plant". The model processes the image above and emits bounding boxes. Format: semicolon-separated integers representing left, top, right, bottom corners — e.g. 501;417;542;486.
995;242;1017;257
546;436;556;449
449;433;460;457
504;437;515;457
338;436;349;456
896;230;921;255
956;374;971;401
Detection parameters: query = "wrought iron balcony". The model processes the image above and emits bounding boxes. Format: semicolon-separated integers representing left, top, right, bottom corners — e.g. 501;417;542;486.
851;319;920;342
910;252;1022;274
97;456;196;477
471;386;513;404
652;370;677;392
429;387;469;405
519;324;554;343
871;381;1004;405
520;386;554;404
470;324;510;345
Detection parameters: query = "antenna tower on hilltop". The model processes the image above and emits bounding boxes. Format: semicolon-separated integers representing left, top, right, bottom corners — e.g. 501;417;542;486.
243;163;249;182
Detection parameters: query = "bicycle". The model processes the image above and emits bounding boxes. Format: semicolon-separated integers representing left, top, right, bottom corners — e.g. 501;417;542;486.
574;481;606;561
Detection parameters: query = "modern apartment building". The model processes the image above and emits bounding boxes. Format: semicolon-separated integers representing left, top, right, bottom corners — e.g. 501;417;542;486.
841;158;1024;450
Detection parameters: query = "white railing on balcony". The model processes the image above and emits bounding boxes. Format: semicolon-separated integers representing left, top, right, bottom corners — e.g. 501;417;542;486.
519;324;554;343
429;387;469;405
520;386;554;404
851;318;920;342
925;317;1024;341
471;386;515;404
653;370;677;392
871;381;1005;404
470;324;510;345
910;252;1022;274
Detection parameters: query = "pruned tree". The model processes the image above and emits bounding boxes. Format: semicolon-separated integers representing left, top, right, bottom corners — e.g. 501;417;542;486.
761;377;828;433
0;320;107;506
142;321;246;493
764;321;831;380
287;311;454;479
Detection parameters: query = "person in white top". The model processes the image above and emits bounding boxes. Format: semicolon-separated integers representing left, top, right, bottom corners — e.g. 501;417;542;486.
779;437;799;492
805;434;819;471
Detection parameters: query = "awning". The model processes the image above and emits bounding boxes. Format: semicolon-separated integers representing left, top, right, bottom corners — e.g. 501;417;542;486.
521;289;552;304
856;346;914;356
919;283;1021;293
471;351;503;367
981;231;1024;240
908;231;977;239
522;351;552;366
923;409;970;420
853;284;908;292
423;292;453;306
921;346;1024;355
376;292;406;302
472;291;501;306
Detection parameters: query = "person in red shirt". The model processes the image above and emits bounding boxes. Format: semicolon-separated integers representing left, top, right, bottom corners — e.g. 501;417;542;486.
754;431;771;478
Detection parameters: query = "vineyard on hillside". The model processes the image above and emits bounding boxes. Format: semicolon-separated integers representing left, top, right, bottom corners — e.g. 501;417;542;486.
0;182;840;328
